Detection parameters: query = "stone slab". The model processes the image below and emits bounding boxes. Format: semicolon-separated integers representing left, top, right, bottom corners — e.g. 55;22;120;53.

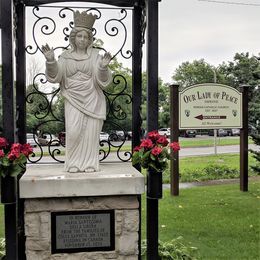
20;163;145;198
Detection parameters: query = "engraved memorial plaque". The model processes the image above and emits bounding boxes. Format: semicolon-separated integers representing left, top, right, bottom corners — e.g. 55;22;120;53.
51;210;115;254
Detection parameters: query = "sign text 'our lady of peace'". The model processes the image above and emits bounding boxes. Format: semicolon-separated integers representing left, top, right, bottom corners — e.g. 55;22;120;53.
179;83;242;129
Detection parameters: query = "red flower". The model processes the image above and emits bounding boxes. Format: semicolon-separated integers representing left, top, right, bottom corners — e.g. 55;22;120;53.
157;136;169;147
0;137;8;148
133;146;141;152
0;150;4;158
21;143;33;157
147;130;160;142
11;143;22;152
170;142;180;152
132;131;180;172
140;139;154;149
0;137;34;178
151;146;163;156
8;151;19;161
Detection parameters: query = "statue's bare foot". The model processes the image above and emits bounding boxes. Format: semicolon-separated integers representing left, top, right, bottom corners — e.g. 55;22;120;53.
69;167;79;173
85;168;95;173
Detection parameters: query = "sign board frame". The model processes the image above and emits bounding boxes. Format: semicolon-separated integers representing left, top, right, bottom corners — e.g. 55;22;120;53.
179;83;242;129
51;209;115;254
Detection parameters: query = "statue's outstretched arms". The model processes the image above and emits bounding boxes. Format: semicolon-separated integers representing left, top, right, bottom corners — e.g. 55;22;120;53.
42;44;55;62
96;52;112;87
42;44;58;80
99;52;112;68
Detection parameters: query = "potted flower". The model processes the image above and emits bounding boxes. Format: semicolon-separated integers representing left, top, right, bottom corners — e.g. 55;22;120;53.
132;130;180;199
0;137;33;204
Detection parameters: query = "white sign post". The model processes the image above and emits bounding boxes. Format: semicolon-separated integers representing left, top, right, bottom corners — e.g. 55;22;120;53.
179;83;242;129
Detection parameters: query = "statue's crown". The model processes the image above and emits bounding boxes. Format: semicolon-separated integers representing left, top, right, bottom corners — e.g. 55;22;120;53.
73;11;97;30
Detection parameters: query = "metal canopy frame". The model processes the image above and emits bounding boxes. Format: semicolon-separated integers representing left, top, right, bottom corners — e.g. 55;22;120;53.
24;0;136;7
1;0;160;259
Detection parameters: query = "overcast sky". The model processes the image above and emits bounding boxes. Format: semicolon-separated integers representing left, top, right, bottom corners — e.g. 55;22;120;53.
159;0;260;83
0;0;259;84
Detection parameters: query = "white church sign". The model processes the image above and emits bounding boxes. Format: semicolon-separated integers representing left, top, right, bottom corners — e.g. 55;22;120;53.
179;83;242;129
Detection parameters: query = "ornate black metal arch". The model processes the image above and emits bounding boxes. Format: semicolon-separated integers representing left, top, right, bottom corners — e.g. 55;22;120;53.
12;0;146;167
24;4;137;163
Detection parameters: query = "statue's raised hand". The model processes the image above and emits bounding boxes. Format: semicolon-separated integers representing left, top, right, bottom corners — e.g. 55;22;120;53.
42;44;55;62
100;52;112;68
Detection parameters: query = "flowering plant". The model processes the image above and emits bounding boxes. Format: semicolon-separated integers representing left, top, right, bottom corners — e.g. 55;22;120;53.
0;137;33;178
132;130;180;172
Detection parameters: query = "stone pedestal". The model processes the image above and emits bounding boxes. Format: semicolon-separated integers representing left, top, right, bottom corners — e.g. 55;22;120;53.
19;163;145;260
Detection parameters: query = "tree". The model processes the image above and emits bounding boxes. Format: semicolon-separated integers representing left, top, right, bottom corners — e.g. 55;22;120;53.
27;57;42;86
26;83;64;135
250;127;260;174
172;59;218;88
141;72;170;129
218;53;260;126
218;52;259;101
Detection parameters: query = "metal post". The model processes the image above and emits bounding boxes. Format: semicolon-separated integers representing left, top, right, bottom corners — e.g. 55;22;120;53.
240;85;249;191
146;0;159;259
15;2;27;259
170;84;180;196
16;2;26;145
132;2;144;259
1;0;17;259
146;0;158;129
213;130;217;154
132;0;144;171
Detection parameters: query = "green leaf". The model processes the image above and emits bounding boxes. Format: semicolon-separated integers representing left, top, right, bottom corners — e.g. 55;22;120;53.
10;164;23;177
142;150;151;160
2;157;10;167
19;154;27;164
149;162;160;172
0;168;5;177
138;148;144;156
132;152;140;165
150;154;156;161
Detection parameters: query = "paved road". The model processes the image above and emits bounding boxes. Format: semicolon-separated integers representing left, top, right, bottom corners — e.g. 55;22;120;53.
179;144;259;157
29;144;259;164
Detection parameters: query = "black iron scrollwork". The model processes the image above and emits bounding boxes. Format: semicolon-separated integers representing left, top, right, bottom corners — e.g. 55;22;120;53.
105;9;132;60
25;5;132;163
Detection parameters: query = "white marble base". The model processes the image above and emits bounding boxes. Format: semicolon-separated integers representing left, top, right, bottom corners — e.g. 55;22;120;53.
19;163;145;198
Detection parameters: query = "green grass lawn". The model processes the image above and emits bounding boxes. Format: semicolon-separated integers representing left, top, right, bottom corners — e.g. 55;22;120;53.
141;180;260;260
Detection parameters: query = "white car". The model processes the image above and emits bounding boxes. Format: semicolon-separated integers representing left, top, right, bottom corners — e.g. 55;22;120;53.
227;129;240;136
26;133;37;147
38;134;59;146
99;132;109;141
158;128;170;137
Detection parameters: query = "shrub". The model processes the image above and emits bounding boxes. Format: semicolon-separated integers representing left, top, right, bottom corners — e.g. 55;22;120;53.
141;237;199;260
203;164;238;179
160;157;257;183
